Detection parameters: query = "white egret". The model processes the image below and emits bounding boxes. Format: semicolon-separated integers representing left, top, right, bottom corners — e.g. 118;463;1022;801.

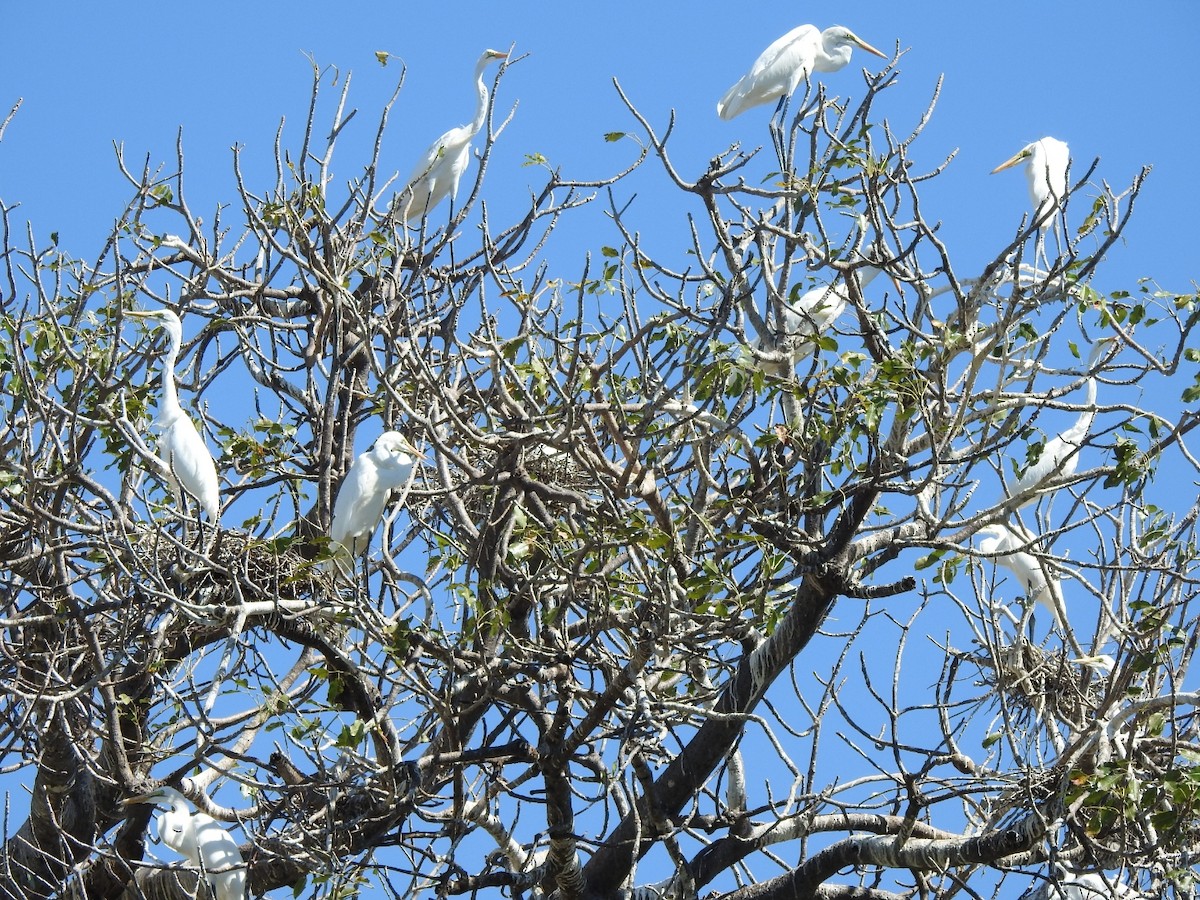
330;431;422;558
127;309;220;522
991;137;1070;223
1006;340;1109;508
750;263;888;377
717;25;886;120
122;785;245;900
398;49;508;222
977;522;1065;628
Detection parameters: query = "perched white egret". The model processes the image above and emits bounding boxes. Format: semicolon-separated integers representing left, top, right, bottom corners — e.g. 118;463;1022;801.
991;137;1070;223
752;282;847;377
123;785;244;900
718;25;886;120
127;309;220;522
398;49;508;222
977;522;1064;628
1006;340;1109;508
330;431;422;558
750;263;887;377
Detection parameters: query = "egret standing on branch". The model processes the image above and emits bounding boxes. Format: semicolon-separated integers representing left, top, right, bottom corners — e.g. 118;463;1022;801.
122;785;245;900
398;48;508;222
330;431;422;560
717;25;886;120
991;137;1070;225
126;309;220;523
1005;340;1110;508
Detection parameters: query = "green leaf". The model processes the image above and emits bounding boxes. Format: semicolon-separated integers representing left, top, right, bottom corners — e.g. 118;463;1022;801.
603;131;627;142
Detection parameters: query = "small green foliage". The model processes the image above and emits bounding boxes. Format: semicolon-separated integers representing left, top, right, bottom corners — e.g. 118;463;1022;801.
914;549;943;571
1103;435;1146;489
335;719;368;749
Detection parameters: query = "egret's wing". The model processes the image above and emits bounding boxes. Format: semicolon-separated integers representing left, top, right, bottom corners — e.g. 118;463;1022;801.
400;124;472;219
159;417;219;519
778;285;847;344
718;24;819;119
331;459;387;552
191;816;243;869
742;24;820;83
1007;434;1073;505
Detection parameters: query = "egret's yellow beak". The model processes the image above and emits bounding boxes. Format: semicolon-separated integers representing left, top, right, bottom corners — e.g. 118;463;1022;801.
990;150;1028;175
851;34;888;60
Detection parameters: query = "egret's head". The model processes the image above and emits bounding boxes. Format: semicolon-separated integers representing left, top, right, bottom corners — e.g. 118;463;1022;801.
122;784;187;810
480;49;508;66
991;137;1069;175
976;524;1014;555
126;308;184;343
826;27;887;60
990;144;1035;175
371;431;424;468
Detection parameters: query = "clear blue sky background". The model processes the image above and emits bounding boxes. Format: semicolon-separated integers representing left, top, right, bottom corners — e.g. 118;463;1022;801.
0;2;1196;295
1;4;1198;897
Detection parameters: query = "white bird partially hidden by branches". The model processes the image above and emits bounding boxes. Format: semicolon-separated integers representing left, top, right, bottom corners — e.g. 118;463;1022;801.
1005;340;1110;508
398;49;508;222
749;261;888;377
977;522;1065;629
330;431;422;559
991;137;1070;225
122;785;244;900
127;309;220;522
717;25;886;120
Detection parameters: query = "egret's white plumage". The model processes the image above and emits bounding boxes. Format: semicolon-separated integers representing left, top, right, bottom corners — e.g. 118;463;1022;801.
751;263;886;377
718;25;886;120
977;522;1064;628
330;431;421;557
127;310;220;522
123;786;244;900
991;137;1070;223
1006;341;1109;507
398;49;508;222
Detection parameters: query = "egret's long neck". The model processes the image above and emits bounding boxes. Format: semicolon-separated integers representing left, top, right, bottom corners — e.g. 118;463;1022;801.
1063;376;1097;446
816;31;851;71
858;265;882;288
160;331;182;421
1074;342;1107;432
468;58;492;139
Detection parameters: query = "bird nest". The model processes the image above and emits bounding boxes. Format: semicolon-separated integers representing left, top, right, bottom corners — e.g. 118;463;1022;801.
971;641;1104;727
129;527;335;609
418;439;599;525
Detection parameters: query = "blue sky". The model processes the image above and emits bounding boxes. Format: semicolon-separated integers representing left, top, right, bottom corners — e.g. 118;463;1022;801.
1;3;1196;294
1;3;1198;896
